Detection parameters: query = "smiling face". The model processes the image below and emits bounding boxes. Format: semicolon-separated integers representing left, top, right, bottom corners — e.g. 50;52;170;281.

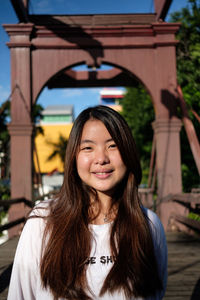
76;119;127;200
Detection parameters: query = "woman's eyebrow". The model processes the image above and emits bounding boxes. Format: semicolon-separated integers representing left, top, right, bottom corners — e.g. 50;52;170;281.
106;138;114;143
80;139;95;144
80;138;114;144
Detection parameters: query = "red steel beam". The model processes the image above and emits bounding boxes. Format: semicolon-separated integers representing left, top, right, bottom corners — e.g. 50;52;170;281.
10;0;29;23
177;85;200;175
154;0;173;21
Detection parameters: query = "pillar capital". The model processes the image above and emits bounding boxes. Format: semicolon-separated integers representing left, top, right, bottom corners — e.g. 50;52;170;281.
3;24;34;48
152;118;182;133
3;24;34;36
8;123;34;136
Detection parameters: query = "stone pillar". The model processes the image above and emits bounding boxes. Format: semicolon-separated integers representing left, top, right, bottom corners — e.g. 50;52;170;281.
4;24;34;236
152;119;187;230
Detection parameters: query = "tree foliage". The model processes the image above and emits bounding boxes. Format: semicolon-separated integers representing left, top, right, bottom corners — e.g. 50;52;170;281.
170;0;200;191
120;84;154;185
0;100;10;178
46;134;68;167
32;103;44;137
170;0;200;111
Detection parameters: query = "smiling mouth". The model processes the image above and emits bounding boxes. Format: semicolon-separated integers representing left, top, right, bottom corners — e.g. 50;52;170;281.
92;170;113;178
93;169;113;174
95;172;112;175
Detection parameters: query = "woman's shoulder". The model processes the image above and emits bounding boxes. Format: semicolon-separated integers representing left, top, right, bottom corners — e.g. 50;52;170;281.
22;199;54;236
142;207;166;243
142;207;162;225
11;200;55;270
29;198;54;218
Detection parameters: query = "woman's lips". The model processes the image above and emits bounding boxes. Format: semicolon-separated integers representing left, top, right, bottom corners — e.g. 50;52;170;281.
92;170;113;179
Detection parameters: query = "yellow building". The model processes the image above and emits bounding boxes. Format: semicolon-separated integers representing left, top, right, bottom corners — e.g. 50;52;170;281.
34;105;73;188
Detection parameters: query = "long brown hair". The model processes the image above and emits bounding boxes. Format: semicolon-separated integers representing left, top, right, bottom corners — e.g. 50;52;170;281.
40;105;162;299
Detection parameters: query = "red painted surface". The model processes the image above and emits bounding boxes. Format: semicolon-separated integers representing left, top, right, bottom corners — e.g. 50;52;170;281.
3;13;184;234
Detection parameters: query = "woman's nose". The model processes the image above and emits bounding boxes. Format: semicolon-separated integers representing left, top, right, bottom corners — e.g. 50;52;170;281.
94;148;109;164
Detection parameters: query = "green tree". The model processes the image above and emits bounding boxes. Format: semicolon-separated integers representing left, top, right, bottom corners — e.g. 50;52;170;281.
170;0;200;191
170;0;200;110
120;84;154;185
0;101;10;227
32;103;44;184
0;100;10;178
46;134;68;168
32;103;44;137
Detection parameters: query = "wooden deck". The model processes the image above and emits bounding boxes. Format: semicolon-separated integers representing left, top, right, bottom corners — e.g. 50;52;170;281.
164;232;200;300
0;232;200;299
0;236;19;300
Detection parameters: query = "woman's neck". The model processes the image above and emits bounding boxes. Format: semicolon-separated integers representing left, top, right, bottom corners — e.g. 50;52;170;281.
89;193;117;225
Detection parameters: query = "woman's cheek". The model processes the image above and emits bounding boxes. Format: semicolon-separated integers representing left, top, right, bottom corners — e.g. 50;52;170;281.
77;153;92;172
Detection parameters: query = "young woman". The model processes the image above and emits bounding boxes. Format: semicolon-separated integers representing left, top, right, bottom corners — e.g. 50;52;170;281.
8;105;167;300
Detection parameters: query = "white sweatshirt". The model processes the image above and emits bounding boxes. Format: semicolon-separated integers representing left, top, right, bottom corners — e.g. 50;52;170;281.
8;202;167;300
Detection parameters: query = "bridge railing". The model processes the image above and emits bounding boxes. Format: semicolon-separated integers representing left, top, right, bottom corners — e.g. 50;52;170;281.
0;198;33;233
1;191;199;234
139;188;200;233
0;192;57;234
139;188;154;209
160;192;200;232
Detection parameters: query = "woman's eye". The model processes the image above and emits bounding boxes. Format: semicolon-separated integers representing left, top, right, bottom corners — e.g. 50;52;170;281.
81;146;92;151
108;143;117;149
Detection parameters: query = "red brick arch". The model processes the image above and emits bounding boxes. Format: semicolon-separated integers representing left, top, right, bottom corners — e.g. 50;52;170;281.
4;13;183;234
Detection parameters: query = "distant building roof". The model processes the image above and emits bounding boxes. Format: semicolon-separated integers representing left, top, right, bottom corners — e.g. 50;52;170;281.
42;105;73;116
100;88;125;98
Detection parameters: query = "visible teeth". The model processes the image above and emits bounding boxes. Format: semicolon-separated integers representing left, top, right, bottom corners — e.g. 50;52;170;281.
96;172;107;175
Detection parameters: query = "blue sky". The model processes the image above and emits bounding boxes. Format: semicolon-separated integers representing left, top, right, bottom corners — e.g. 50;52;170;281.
0;0;189;117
